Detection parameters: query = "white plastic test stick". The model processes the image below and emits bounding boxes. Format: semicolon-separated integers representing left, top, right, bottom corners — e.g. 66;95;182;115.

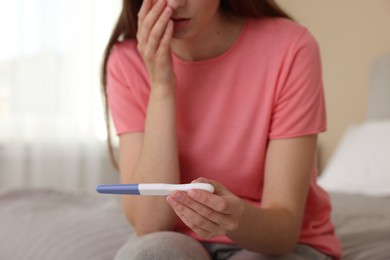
96;183;215;196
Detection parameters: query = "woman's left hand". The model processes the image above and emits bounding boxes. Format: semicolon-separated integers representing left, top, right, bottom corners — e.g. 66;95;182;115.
167;178;245;239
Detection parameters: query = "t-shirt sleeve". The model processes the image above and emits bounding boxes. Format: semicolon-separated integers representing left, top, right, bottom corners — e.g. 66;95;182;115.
106;46;146;135
269;29;327;139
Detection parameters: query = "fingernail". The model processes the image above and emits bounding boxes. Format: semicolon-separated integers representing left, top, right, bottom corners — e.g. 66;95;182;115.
187;190;199;199
164;7;172;16
167;195;177;205
191;178;201;183
173;191;184;201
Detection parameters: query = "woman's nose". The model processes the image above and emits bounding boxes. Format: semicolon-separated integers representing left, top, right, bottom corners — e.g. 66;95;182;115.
166;0;186;9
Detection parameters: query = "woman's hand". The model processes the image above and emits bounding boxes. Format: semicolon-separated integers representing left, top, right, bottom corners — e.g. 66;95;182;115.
167;178;245;239
137;0;175;88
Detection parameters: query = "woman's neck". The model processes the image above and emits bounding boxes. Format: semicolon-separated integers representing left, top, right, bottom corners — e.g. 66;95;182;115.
171;13;246;62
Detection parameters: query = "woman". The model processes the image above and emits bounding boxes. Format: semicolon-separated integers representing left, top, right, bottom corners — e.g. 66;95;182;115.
101;0;341;259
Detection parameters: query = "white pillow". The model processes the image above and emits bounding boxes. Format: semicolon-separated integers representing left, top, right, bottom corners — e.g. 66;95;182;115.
318;120;390;196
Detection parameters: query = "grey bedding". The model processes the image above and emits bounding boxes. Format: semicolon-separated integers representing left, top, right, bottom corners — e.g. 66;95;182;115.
0;189;389;260
330;192;390;260
0;190;132;260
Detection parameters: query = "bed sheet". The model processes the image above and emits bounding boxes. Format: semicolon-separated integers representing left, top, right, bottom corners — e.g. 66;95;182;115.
1;189;390;260
330;192;390;260
0;189;132;260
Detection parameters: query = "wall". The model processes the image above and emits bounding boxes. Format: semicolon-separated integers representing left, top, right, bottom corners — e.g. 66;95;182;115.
276;0;390;170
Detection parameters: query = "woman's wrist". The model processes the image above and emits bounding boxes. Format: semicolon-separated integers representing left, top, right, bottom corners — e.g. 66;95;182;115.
150;82;176;98
227;202;299;255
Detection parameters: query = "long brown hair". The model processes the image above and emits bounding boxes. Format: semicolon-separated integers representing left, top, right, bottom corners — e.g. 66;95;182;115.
101;0;292;169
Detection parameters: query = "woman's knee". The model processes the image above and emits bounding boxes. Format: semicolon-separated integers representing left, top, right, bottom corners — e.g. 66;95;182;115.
115;231;210;260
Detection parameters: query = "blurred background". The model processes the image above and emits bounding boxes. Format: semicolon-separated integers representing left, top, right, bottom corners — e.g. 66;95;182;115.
1;0;390;193
0;0;121;192
277;0;390;169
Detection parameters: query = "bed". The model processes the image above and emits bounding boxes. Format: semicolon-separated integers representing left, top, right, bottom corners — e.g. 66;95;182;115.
318;54;390;259
317;117;390;259
1;188;389;260
1;55;390;259
330;192;390;259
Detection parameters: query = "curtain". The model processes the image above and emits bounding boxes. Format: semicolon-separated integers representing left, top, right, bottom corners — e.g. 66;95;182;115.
0;0;122;192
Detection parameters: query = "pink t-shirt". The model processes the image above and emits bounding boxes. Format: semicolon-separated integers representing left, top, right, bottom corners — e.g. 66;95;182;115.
107;17;341;259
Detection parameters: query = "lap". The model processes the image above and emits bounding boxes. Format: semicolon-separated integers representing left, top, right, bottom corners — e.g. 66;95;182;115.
115;231;331;260
114;231;211;260
203;243;331;260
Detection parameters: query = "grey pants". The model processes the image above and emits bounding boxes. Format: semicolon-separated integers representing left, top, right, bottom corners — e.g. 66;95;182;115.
114;231;332;260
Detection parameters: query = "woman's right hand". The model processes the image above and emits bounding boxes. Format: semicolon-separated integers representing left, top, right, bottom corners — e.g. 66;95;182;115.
137;0;175;89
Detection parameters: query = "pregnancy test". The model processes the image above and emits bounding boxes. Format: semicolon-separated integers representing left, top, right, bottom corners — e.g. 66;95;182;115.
96;183;214;196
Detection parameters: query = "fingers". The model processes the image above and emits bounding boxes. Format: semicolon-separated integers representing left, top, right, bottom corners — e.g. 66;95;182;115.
158;19;173;52
186;190;229;214
188;179;245;221
138;0;153;25
170;196;224;237
173;206;216;239
137;0;170;47
168;191;233;237
148;7;173;55
172;191;232;224
192;178;235;203
167;180;245;239
136;0;175;87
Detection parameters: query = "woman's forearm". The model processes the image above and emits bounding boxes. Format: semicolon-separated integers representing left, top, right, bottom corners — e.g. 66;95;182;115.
123;85;180;235
227;136;315;255
119;0;177;235
228;202;301;255
136;87;180;182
